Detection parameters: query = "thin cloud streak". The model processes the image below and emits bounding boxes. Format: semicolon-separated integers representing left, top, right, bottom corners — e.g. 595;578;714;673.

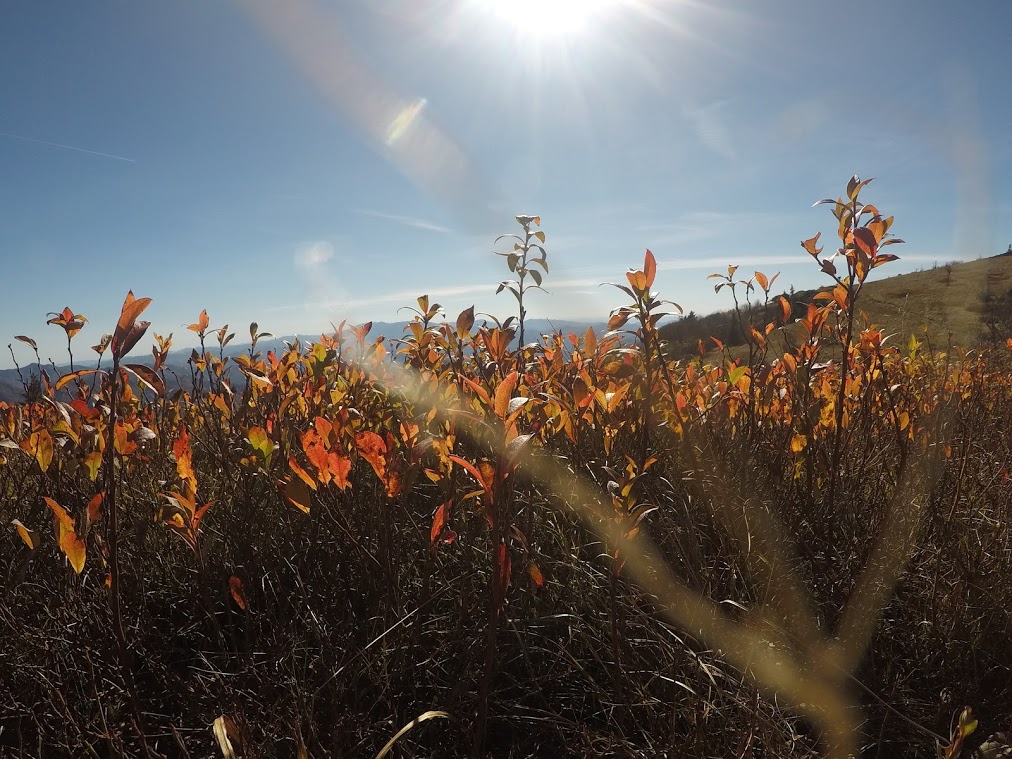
266;276;604;314
352;209;452;234
0;130;135;163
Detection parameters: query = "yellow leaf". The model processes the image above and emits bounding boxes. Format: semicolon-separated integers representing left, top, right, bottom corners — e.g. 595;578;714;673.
22;430;54;472
60;531;87;574
11;519;38;550
790;433;807;453
212;715;238;759
84;451;102;482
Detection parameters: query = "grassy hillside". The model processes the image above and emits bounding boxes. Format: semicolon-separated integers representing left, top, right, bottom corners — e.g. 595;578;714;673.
858;254;1012;349
660;254;1012;362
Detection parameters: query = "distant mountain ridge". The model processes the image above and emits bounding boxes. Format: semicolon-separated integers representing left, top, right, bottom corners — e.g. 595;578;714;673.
0;318;607;403
5;253;1010;405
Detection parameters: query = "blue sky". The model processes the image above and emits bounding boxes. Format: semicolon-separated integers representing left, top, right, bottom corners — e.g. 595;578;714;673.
1;0;1009;367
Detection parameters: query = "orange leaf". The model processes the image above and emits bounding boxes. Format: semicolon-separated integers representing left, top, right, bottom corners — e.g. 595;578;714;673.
301;429;330;481
384;463;402;500
60;531;87;574
447;454;492;499
188;309;210;334
229;576;247;609
527;562;544;589
11;519;38;550
45;497;86;574
55;368;103;391
494;370;518;419
625;269;647;292
430;500;451;547
113;421;137;456
355;431;387;480
313;416;333;443
87;492;104;526
643;249;656;289
777;295;792;323
460;375;491;407
328;452;352;491
289;457;318;491
116;291;152;335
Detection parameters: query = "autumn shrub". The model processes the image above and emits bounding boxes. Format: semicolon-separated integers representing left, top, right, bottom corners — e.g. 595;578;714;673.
3;181;1012;758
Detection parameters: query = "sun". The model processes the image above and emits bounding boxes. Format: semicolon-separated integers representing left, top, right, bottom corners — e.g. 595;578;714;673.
476;0;618;41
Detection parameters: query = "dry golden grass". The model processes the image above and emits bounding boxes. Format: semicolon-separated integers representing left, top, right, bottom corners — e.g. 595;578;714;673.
858;255;1012;350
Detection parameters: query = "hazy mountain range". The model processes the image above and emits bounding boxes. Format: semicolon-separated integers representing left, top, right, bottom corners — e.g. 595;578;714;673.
0;318;607;403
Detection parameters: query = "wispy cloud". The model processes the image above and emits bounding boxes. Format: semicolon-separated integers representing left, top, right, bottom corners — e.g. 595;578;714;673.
656;254;802;272
0;130;135;163
267;276;605;314
352;208;452;234
294;240;335;269
683;101;737;160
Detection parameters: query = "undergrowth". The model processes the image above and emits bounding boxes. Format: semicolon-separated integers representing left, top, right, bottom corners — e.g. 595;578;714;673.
2;179;1012;758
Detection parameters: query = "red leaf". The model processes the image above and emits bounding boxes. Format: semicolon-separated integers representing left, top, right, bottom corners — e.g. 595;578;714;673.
229;576;247;609
430;500;455;549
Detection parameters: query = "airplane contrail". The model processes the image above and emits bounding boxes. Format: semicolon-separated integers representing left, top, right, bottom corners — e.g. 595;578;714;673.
0;130;135;163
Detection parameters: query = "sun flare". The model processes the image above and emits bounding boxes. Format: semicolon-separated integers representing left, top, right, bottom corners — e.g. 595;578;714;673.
476;0;618;41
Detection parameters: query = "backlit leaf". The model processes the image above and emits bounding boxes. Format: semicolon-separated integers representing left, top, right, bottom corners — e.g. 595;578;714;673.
21;430;54;472
11;519;38;550
188;309;210;334
643;249;656;289
123;364;165;396
355;431;387;481
212;716;238;759
494;370;518;419
44;497;86;574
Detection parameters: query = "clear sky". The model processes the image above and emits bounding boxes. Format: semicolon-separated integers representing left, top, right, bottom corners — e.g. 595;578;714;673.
1;0;1009;367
